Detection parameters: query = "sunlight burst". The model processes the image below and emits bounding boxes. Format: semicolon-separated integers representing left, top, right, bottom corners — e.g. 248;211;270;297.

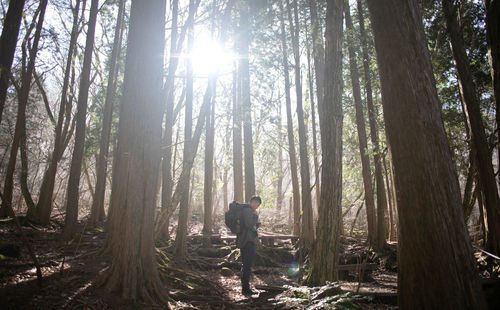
189;33;235;76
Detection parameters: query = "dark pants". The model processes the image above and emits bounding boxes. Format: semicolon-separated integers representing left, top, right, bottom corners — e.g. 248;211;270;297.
241;241;256;291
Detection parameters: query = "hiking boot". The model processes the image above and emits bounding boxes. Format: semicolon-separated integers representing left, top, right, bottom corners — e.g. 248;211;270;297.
242;288;257;296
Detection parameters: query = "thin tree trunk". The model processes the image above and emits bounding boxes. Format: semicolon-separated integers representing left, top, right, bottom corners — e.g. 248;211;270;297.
175;14;195;257
239;1;256;201
306;45;320;215
345;2;376;246
90;0;125;225
366;0;486;307
350;202;364;237
357;0;388;249
19;125;35;212
223;98;231;212
477;186;487;246
382;153;396;241
232;61;244;201
0;0;26;125
308;0;325;120
276;97;284;211
278;0;300;236
63;0;99;240
82;157;95;201
160;0;179;224
443;0;500;255
306;0;343;285
463;146;478;221
203;86;216;236
1;0;47;218
288;0;314;246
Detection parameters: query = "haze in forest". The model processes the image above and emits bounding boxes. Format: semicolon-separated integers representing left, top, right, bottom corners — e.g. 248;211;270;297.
0;0;499;309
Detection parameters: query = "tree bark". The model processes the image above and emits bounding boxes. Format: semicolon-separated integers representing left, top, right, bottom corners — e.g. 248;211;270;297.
1;0;47;218
345;2;376;246
97;0;167;303
0;0;26;125
366;0;487;307
203;87;216;236
89;0;125;225
382;153;396;241
306;0;343;285
288;0;314;246
278;0;300;236
443;0;500;255
239;1;256;202
482;1;500;182
308;0;325;121
276;95;284;212
232;60;244;202
158;0;179;240
63;0;99;240
357;0;387;249
306;45;320;215
174;13;195;257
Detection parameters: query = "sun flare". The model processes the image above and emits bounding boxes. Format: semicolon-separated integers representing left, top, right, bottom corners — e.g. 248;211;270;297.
188;32;235;76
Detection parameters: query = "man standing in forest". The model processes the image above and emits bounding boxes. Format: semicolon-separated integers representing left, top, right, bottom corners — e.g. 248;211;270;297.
237;195;261;296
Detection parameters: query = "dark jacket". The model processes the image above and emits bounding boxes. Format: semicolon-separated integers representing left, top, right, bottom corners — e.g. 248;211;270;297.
236;206;258;249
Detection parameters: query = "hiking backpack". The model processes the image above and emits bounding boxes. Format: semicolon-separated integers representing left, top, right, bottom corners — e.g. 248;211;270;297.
225;201;250;233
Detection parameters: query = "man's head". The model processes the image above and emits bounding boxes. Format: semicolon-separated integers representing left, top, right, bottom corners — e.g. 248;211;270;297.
249;196;262;210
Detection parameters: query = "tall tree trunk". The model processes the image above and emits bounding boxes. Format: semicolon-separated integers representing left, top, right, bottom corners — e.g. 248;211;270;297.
344;2;376;246
306;45;320;215
308;0;325;120
33;0;82;224
232;61;244;201
288;0;314;246
276;97;284;212
0;0;26;125
357;0;387;249
278;0;300;236
175;14;195;258
482;1;500;182
382;153;396;241
63;0;99;240
160;0;179;229
443;0;500;255
366;0;487;308
97;0;167;303
223;94;231;212
306;0;343;285
1;0;47;218
89;0;125;225
239;1;256;202
203;87;216;236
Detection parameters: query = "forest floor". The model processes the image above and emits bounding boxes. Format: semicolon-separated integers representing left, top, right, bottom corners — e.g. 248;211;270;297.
0;215;497;309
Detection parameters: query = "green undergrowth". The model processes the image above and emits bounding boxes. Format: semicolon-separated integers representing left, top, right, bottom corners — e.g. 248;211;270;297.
274;282;371;309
